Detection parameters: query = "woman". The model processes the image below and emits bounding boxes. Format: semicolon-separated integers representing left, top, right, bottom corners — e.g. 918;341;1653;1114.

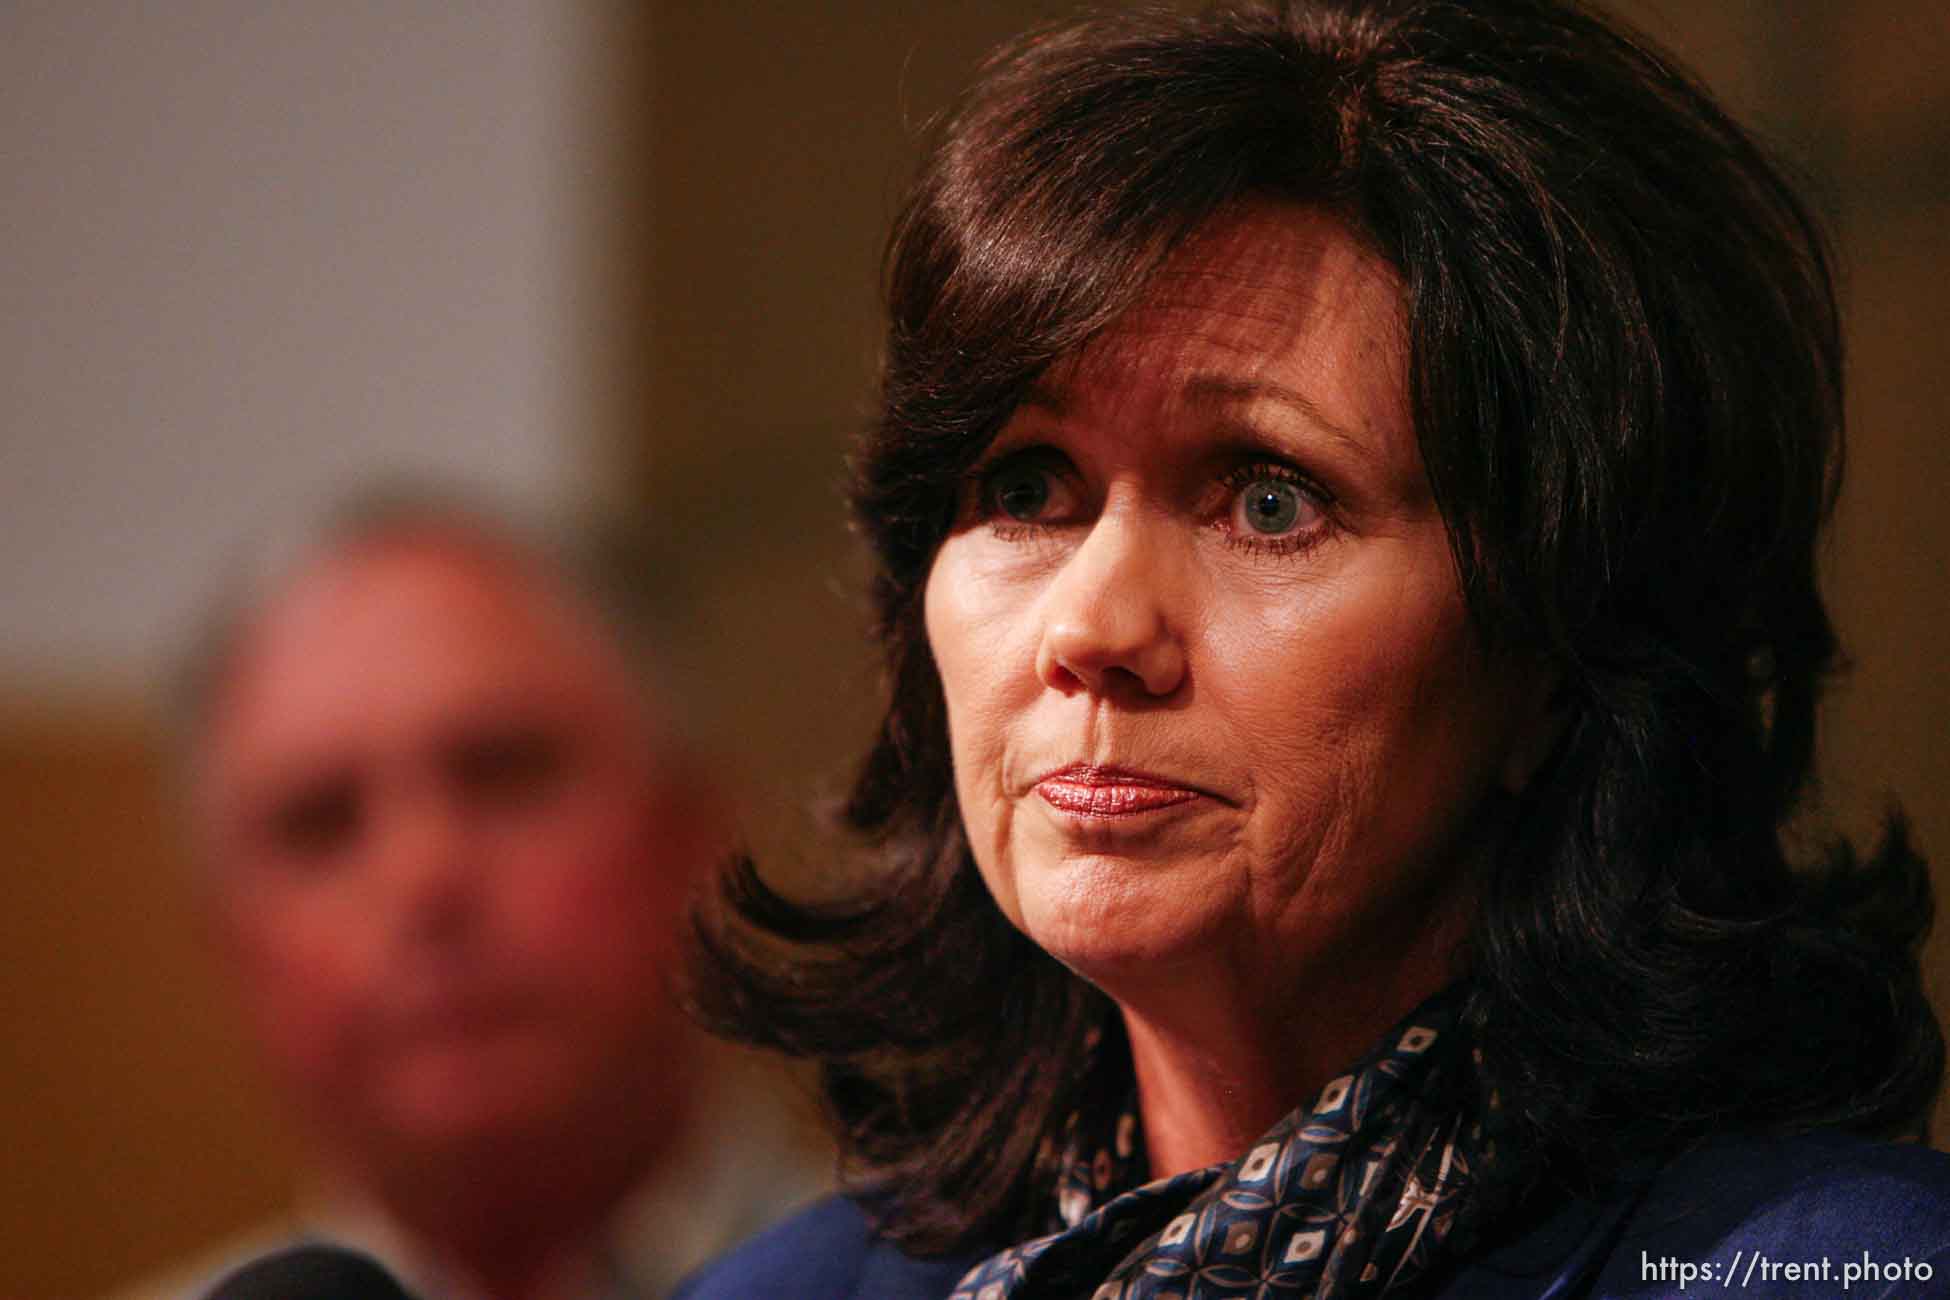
680;1;1950;1296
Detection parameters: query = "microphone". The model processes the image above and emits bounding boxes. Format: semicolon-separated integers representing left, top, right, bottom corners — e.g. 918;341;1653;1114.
202;1243;420;1299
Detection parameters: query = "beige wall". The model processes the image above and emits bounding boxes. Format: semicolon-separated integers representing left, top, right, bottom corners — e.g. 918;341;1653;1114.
0;703;295;1298
0;2;616;698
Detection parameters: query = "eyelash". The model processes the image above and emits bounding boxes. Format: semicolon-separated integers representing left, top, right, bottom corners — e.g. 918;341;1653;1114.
1216;461;1333;558
965;449;1066;543
964;451;1335;557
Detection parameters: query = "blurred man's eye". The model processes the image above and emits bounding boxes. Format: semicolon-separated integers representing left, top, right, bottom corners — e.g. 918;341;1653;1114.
447;724;566;809
263;776;361;863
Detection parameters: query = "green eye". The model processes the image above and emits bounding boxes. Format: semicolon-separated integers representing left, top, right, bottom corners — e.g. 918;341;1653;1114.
991;466;1053;521
1237;478;1305;535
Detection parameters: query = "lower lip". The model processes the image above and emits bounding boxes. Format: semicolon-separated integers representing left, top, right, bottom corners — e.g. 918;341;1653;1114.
1034;779;1202;818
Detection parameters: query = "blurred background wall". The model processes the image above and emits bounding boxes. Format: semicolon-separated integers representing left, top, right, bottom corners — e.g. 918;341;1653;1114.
0;2;1943;1295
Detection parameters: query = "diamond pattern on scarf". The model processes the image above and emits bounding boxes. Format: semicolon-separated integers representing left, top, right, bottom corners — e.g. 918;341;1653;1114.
950;991;1495;1300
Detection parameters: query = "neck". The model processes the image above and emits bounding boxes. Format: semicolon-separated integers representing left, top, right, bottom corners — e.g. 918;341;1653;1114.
361;1139;646;1300
1122;1011;1306;1177
419;1222;601;1300
1121;963;1456;1178
336;1060;695;1300
1117;891;1473;1179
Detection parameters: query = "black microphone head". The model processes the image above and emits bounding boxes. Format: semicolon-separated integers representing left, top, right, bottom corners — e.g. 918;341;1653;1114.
203;1243;419;1300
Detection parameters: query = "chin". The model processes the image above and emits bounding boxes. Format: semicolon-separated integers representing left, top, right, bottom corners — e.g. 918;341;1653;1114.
369;1048;581;1153
1012;852;1232;986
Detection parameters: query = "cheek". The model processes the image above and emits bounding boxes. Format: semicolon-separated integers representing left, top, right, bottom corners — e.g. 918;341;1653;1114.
1207;564;1496;880
221;891;376;1088
493;789;687;1006
1204;575;1376;769
923;543;984;734
924;545;1031;910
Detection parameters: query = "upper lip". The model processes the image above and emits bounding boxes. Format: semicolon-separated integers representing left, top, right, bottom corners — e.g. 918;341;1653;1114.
1031;762;1230;803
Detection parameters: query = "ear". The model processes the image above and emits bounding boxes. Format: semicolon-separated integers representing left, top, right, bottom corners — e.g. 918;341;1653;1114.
1498;662;1572;796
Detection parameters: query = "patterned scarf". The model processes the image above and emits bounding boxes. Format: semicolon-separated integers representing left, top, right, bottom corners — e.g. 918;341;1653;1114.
949;991;1507;1299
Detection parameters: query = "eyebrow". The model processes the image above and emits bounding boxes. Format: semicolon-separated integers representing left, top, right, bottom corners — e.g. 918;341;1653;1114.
1178;374;1373;459
1019;381;1070;417
1017;370;1383;471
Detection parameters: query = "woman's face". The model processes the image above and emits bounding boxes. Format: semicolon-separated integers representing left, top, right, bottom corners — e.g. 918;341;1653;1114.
924;204;1552;1008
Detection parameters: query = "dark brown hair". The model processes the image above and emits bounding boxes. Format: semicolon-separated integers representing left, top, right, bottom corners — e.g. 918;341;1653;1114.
690;0;1941;1252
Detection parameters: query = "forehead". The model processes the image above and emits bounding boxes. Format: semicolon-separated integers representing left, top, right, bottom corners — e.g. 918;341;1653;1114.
205;535;633;773
1035;203;1408;446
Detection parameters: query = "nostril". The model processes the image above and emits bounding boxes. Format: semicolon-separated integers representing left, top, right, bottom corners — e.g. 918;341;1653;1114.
1038;607;1189;698
1042;651;1093;695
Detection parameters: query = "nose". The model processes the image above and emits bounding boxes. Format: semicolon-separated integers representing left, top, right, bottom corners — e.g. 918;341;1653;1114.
374;790;480;944
1035;509;1187;698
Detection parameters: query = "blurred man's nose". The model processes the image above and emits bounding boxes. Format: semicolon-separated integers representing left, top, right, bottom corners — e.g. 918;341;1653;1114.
372;786;482;945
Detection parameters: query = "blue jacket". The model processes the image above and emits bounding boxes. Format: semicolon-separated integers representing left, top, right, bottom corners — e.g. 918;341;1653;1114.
675;1131;1950;1298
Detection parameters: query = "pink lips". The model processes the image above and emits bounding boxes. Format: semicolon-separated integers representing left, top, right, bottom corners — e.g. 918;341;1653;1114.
1033;764;1203;818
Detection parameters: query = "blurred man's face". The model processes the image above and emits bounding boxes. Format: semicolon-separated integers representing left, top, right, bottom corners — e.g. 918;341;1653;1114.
197;535;704;1177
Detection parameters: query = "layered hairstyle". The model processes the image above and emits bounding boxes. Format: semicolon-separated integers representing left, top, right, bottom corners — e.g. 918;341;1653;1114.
691;0;1942;1251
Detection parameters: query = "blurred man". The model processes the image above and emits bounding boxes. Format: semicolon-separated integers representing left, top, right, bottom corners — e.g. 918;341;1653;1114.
132;496;815;1300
